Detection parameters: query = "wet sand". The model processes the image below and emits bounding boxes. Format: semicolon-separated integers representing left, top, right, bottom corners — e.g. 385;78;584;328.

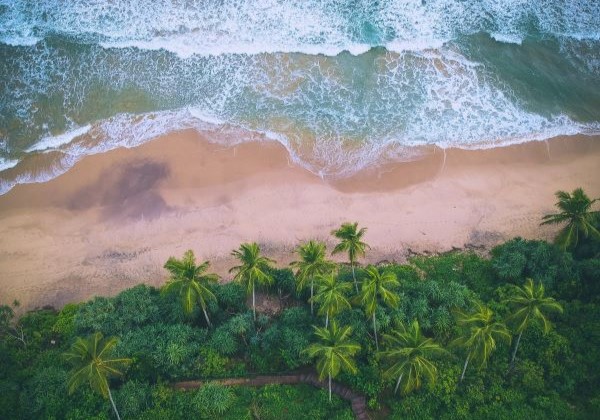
0;131;599;311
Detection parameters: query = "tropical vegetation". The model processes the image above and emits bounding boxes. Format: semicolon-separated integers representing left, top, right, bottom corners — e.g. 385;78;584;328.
1;189;600;419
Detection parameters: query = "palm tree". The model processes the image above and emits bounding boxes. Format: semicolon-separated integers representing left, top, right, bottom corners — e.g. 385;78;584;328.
304;321;361;401
229;243;275;320
504;278;563;370
451;302;511;382
331;222;370;292
311;272;353;327
163;250;219;327
290;240;336;315
379;320;447;395
355;265;400;351
63;332;131;420
541;188;600;250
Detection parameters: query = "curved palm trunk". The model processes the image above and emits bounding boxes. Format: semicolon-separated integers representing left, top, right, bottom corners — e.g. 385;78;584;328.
509;331;523;370
108;387;121;420
351;263;358;293
372;312;379;351
329;373;332;402
252;284;256;321
202;307;212;328
394;373;404;394
460;354;470;382
310;279;314;315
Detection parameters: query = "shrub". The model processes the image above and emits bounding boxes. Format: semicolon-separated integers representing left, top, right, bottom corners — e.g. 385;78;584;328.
192;382;235;418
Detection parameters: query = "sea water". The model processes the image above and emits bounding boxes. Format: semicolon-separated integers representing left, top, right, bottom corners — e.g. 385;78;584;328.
1;0;599;194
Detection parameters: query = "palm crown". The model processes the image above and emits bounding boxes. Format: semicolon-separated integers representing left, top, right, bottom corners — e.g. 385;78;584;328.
290;240;336;314
163;250;219;326
64;332;131;419
379;320;447;395
504;278;563;368
331;222;370;292
304;320;361;401
451;302;511;381
311;272;353;327
229;242;275;320
356;265;400;350
541;188;600;250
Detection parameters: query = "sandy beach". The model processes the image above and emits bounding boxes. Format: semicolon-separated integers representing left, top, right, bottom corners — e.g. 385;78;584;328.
0;132;599;311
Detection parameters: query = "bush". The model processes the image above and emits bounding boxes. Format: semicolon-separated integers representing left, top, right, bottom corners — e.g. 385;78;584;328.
192;382;235;418
116;323;208;379
75;285;161;336
490;238;578;297
115;380;153;419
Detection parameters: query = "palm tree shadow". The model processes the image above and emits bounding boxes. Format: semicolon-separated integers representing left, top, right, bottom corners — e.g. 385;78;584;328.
67;159;171;221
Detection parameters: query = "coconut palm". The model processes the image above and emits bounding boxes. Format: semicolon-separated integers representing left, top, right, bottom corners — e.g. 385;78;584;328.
311;272;353;327
63;332;131;420
504;278;563;370
541;188;600;250
451;302;511;382
304;321;361;401
290;240;336;315
229;243;275;320
331;222;370;292
163;250;219;327
355;265;400;351
379;320;447;395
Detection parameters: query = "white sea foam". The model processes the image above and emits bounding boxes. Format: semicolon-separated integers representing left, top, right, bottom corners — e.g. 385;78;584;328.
1;0;598;194
490;33;523;45
0;158;19;171
26;125;92;152
2;0;598;57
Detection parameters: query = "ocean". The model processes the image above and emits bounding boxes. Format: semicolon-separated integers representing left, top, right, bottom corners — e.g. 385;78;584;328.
1;0;599;194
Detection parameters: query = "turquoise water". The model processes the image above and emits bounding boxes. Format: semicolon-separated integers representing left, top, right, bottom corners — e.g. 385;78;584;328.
0;0;599;193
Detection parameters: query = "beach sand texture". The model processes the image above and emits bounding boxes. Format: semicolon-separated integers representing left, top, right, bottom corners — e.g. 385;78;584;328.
0;132;599;311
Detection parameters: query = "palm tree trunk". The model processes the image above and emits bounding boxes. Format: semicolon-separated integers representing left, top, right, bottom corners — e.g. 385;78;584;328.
108;387;121;420
310;279;314;315
202;307;212;328
325;312;329;328
509;331;523;370
373;312;379;351
252;284;256;321
394;373;404;394
460;355;470;382
351;263;358;293
329;373;332;402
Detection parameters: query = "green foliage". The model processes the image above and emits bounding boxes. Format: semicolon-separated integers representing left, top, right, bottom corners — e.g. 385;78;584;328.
250;384;353;420
392;276;473;340
116;323;207;379
304;320;361;401
490;238;578;296
577;258;600;301
198;347;231;378
270;267;297;299
252;307;313;371
5;230;600;419
64;332;131;399
75;285;161;335
52;303;80;336
212;282;247;314
192;382;235;418
379;320;448;395
541;188;600;251
22;366;70;419
163;250;219;326
230;242;276;319
115;380;152;419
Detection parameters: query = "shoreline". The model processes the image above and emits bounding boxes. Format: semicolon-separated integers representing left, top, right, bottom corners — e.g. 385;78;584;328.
0;131;599;311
